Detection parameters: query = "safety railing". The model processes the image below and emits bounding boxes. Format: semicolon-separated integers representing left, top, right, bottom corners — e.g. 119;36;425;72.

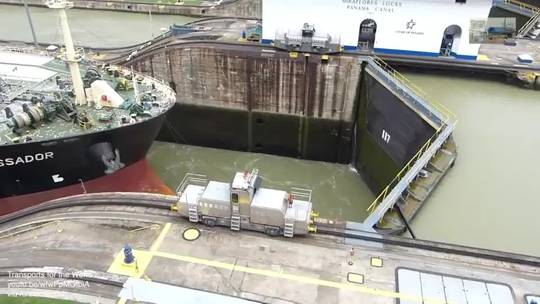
518;9;540;37
176;173;208;194
290;187;313;203
370;55;457;126
364;56;457;220
503;0;540;14
366;125;444;215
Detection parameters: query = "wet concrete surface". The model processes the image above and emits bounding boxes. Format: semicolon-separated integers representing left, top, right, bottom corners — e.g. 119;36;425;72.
1;214;539;303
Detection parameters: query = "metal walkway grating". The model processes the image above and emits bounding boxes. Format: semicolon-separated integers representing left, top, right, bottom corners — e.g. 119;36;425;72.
397;268;514;304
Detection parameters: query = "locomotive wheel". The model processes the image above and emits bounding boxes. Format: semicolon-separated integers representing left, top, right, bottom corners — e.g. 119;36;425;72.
265;227;279;237
203;218;216;227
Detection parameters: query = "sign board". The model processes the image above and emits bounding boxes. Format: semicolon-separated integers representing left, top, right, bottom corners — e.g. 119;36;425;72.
262;0;493;60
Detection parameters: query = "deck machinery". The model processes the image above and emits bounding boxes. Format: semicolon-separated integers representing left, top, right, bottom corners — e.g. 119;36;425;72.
173;169;316;237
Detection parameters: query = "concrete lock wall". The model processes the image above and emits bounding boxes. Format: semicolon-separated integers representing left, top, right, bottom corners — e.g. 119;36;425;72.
130;45;360;163
128;45;437;192
262;0;493;60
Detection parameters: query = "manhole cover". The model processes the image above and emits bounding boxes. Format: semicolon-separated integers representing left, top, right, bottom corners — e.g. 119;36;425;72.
182;228;201;241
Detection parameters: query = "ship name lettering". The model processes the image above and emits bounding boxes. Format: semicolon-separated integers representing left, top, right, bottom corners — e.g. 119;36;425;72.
0;152;54;167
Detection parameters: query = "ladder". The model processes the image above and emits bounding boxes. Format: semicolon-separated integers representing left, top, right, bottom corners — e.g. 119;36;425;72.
284;220;294;238
188;204;198;222
230;214;241;231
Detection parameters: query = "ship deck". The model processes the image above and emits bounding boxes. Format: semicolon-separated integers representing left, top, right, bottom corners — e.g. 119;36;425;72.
0;49;174;146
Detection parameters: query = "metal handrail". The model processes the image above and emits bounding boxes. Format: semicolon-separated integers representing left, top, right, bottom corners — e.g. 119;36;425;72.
290;187;312;202
366;125;444;214
364;56;457;216
518;9;540;37
176;173;208;194
370;55;457;125
503;0;540;14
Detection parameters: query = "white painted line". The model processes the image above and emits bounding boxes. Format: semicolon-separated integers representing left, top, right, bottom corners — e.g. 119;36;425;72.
487;283;514;304
443;276;467;304
420;273;445;302
463;280;490;304
397;269;423;304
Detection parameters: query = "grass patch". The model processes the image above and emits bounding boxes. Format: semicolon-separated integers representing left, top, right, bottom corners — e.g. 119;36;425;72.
0;296;81;304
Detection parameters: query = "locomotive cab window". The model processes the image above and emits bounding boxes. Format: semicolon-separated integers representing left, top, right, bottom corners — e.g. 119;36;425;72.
232;193;239;204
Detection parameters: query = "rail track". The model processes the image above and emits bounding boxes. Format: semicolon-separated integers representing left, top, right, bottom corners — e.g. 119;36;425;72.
1;192;540;269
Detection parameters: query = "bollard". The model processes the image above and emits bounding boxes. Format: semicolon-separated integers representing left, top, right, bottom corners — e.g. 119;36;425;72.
123;244;135;264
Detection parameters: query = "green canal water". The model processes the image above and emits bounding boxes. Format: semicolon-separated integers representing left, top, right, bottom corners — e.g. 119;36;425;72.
147;72;540;256
0;4;197;47
148;142;374;222
404;72;540;257
1;5;539;256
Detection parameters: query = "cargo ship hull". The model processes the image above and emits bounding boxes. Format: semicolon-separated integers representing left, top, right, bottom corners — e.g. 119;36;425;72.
0;158;174;216
0;112;167;198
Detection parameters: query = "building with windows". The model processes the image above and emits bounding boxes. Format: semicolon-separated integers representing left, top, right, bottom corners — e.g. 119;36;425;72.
262;0;493;60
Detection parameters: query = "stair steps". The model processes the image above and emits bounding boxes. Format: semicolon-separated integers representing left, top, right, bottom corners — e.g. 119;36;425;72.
230;214;241;231
188;204;198;223
284;222;294;238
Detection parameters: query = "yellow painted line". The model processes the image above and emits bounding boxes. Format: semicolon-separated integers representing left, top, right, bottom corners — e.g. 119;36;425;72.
150;222;171;252
107;249;152;278
477;54;490;61
153;251;447;304
112;223;172;304
116;298;127;304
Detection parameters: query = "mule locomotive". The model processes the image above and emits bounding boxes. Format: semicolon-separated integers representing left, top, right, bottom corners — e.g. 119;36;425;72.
172;169;317;237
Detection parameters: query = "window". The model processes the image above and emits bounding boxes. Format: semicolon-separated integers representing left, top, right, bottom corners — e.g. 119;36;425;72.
232;193;239;204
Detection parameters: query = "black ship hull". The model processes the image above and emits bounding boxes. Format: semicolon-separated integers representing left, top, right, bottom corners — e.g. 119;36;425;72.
0;112;167;198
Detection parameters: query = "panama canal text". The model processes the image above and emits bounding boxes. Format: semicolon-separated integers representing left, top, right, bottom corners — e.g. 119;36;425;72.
342;0;402;12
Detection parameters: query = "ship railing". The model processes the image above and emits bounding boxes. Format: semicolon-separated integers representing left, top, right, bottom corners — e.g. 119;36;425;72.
1;81;32;102
290;187;312;203
56;47;86;62
115;65;177;105
176;173;208;194
0;72;49;83
45;0;75;9
0;45;54;57
368;55;457;127
501;0;540;15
